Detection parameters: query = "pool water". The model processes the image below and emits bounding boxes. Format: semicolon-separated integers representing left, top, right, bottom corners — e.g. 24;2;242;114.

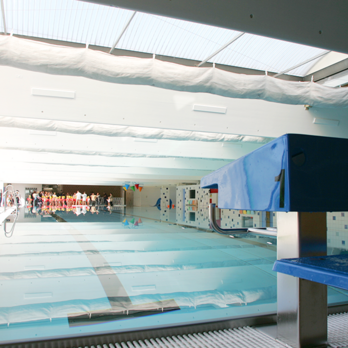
0;206;348;344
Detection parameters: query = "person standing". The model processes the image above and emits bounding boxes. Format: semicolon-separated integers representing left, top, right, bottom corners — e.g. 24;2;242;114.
32;191;38;207
76;191;82;205
82;191;87;205
90;192;96;206
107;194;111;207
96;192;100;205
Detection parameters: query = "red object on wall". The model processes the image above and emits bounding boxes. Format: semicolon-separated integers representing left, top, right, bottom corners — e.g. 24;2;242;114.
210;189;218;193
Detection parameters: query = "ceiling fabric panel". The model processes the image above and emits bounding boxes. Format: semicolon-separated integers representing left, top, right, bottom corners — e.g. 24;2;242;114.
0;116;271;144
0;149;231;170
1;36;347;108
0;124;262;161
2;0;337;77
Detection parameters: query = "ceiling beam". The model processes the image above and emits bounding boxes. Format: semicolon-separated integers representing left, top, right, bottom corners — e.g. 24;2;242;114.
109;11;136;54
303;57;348;82
198;32;245;67
274;51;330;78
0;0;6;35
82;0;348;54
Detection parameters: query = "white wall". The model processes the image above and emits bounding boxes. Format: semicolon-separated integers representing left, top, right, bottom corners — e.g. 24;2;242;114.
133;186;161;207
170;186;176;206
1;65;348;141
1;65;348;186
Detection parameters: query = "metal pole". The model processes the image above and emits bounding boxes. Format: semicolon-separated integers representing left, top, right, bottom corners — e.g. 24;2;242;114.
109;11;137;54
277;212;327;348
0;0;6;35
274;51;330;78
198;32;245;67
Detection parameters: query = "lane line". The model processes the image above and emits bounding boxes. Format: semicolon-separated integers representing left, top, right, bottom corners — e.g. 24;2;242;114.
51;214;179;326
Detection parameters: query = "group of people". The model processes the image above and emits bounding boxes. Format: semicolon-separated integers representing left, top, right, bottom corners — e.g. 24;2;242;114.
28;202;116;217
27;191;114;208
0;189;21;207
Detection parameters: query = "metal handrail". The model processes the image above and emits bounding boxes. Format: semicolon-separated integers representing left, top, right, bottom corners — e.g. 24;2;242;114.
209;203;277;237
3;185;19;238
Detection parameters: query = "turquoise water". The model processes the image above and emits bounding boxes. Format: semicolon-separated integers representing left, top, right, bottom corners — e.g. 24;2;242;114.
0;206;347;344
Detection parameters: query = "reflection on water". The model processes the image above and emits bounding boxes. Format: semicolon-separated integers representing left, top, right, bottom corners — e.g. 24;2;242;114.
0;210;282;344
19;201;348;257
1;184;348;344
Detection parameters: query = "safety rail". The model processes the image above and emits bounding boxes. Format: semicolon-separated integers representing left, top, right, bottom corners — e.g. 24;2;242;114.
2;185;19;238
209;203;277;237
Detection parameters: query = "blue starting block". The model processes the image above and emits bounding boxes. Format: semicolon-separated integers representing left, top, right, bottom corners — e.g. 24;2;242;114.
201;133;348;348
201;133;348;212
273;254;348;291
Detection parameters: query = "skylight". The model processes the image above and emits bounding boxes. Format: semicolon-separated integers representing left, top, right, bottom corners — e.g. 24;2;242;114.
0;0;342;77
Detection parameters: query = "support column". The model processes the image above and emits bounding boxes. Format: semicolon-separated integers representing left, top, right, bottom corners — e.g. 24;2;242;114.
277;212;327;348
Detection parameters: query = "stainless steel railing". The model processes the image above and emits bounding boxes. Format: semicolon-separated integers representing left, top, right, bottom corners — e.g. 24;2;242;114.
209;203;277;237
3;185;19;238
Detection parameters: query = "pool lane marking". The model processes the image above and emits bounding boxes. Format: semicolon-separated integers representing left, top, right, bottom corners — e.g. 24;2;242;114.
61;222;179;326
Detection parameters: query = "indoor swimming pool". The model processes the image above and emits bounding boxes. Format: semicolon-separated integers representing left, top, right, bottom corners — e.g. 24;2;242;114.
1;206;348;345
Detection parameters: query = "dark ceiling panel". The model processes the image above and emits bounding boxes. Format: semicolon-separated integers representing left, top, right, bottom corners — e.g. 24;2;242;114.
80;0;348;54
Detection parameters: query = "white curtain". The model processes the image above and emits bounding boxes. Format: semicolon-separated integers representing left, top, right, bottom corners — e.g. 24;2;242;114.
0;35;347;109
